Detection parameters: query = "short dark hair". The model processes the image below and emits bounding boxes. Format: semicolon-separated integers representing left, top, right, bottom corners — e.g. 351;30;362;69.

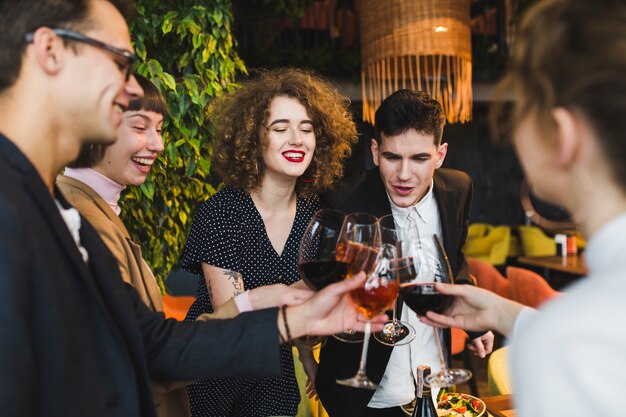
0;0;133;93
374;89;446;146
68;73;167;168
127;73;168;115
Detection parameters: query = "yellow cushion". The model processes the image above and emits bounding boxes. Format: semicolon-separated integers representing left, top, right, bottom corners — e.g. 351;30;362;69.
464;226;511;265
488;346;513;396
464;226;510;256
467;223;492;240
518;225;556;257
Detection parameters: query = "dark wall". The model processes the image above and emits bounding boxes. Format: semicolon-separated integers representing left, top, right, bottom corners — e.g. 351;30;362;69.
444;104;525;225
346;103;526;226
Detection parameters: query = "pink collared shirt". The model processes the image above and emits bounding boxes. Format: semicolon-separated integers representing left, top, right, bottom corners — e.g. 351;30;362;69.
63;167;126;215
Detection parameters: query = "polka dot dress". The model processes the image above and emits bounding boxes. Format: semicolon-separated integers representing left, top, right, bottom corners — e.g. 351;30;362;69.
181;186;319;417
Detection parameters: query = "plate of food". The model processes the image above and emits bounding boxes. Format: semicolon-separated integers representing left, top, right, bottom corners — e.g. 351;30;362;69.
401;389;486;417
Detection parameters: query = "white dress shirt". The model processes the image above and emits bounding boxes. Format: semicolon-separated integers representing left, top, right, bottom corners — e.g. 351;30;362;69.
369;181;443;408
55;200;89;262
510;211;626;416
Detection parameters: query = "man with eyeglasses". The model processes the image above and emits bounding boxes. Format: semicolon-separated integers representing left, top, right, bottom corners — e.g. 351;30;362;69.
0;1;385;416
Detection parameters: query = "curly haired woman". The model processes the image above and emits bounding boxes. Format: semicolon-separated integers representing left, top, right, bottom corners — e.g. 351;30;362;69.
180;68;358;417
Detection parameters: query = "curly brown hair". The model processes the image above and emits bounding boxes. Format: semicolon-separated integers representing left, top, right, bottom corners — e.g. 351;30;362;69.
209;68;358;193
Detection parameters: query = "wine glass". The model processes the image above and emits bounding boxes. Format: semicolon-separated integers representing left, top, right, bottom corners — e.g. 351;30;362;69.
333;212;381;343
399;233;472;388
373;214;416;346
298;209;348;291
296;209;347;347
336;243;399;389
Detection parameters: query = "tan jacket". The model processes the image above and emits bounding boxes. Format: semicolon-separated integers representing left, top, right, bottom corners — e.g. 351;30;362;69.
56;175;190;417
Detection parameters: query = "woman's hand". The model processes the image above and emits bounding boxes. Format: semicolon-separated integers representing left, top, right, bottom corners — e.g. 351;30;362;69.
418;283;525;337
249;283;314;310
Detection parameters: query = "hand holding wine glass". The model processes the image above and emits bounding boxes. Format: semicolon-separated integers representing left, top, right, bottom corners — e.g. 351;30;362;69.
333;212;381;343
296;209;348;346
399;234;472;388
336;243;399;389
418;283;524;337
373;214;417;346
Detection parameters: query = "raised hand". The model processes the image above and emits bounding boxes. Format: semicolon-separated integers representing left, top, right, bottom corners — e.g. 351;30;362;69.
286;272;388;339
418;282;525;337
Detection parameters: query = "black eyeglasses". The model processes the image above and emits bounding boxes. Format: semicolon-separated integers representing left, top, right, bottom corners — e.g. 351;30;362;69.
24;28;136;81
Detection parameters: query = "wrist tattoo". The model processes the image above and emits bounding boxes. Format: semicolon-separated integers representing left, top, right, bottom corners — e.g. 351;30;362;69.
224;270;244;295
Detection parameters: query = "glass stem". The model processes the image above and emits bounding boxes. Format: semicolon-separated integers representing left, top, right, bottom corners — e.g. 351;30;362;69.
391;298;398;323
432;326;447;373
357;321;372;374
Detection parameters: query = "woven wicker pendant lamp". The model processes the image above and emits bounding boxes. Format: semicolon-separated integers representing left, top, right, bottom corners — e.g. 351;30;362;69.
358;0;472;124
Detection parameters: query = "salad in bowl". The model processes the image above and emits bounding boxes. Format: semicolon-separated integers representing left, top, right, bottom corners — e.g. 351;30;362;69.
436;390;485;417
401;389;486;417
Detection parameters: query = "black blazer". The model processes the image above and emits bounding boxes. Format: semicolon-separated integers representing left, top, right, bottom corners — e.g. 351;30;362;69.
0;134;282;417
316;167;473;417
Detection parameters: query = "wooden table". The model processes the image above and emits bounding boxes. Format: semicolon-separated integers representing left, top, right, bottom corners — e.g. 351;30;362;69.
517;255;588;276
483;394;515;417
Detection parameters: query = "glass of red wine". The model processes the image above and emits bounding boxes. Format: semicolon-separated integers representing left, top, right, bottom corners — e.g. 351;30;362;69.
336;242;398;389
296;209;348;347
333;212;381;343
399;233;472;388
373;214;416;346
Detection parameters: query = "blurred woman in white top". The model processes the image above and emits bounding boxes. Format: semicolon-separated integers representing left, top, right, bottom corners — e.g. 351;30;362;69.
419;1;626;416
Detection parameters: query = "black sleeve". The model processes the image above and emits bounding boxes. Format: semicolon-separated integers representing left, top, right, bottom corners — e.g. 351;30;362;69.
0;200;35;416
129;283;282;381
454;175;473;284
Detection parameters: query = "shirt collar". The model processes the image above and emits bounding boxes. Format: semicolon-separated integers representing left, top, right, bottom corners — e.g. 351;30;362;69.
389;179;435;225
63;167;126;216
584;211;626;277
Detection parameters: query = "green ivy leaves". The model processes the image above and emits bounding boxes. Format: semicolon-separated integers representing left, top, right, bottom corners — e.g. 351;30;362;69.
123;0;243;289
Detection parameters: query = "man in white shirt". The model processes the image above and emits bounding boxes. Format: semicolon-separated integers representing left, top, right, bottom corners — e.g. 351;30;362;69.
316;89;494;417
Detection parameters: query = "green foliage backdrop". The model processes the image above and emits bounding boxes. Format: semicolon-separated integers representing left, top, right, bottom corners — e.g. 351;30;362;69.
123;0;246;289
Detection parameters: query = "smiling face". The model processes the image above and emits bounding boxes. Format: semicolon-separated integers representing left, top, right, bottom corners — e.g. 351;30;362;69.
93;110;164;186
259;96;316;183
371;129;448;208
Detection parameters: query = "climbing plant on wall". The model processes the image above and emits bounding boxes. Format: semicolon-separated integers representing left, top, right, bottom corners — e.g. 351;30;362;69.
123;0;246;288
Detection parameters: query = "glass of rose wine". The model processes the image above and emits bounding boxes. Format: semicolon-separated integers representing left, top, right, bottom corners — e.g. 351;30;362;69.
296;209;348;347
399;234;472;388
373;214;417;347
336;242;399;389
332;212;381;343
